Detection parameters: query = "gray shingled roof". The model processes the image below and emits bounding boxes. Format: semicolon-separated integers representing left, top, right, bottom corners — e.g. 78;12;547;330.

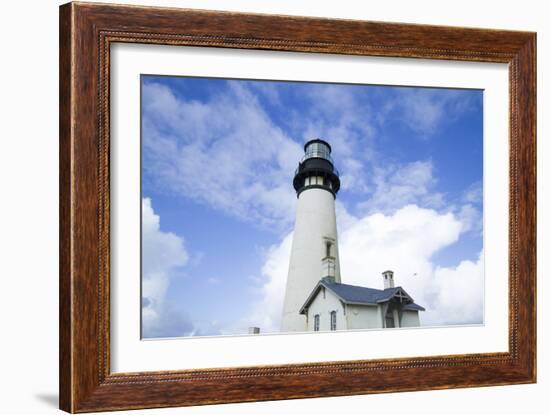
403;303;425;311
326;282;400;304
300;280;425;314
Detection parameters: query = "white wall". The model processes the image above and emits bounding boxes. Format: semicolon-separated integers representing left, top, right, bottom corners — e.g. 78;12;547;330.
306;292;420;330
306;288;347;331
346;304;383;330
0;1;546;415
401;310;421;327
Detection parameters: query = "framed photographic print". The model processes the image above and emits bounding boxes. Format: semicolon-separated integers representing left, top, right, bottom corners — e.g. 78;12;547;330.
59;2;536;412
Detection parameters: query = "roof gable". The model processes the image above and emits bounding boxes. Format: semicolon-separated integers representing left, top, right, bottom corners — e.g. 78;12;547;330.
300;280;425;314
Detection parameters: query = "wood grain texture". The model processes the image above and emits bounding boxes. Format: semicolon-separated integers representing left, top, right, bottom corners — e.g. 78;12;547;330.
59;2;537;412
59;3;73;411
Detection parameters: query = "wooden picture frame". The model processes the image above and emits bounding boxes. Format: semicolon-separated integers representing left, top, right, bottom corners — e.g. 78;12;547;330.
59;2;536;412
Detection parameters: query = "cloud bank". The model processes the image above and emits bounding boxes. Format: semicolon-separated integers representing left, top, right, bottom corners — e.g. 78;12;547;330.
141;198;193;337
142;82;301;230
142;81;478;230
249;204;483;332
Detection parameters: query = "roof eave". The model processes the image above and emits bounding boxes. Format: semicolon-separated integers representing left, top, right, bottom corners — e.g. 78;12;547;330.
343;301;379;307
299;281;327;314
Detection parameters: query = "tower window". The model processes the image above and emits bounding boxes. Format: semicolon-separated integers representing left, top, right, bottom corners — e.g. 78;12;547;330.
325;241;332;258
330;311;337;331
314;314;320;331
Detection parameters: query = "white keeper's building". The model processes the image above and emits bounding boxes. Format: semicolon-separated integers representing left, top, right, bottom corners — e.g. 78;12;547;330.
281;139;425;333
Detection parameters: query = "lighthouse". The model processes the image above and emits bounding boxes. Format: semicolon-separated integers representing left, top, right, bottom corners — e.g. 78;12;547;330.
281;139;341;332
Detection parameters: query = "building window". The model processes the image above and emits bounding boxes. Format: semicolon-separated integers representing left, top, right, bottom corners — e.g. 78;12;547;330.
314;314;320;331
330;311;337;331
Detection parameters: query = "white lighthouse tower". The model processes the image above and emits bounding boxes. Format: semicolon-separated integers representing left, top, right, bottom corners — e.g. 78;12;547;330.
281;139;341;332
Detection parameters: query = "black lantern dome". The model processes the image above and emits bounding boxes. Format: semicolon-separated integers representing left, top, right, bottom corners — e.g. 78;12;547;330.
293;139;340;197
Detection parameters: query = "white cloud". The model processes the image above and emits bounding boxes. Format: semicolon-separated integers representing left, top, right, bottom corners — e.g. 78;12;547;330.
237;233;294;333
337;205;484;326
358;160;445;214
457;203;483;235
455;180;483;236
244;81;283;107
142;80;479;236
381;88;477;137
142;82;302;230
300;84;376;182
429;251;484;325
141;197;192;337
141;80;475;240
206;277;222;285
463;180;483;204
249;204;484;332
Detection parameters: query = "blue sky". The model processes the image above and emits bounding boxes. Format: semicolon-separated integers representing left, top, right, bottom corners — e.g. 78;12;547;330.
141;75;484;338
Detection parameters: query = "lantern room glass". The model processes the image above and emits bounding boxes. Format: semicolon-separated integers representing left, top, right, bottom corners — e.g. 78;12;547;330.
303;141;332;162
